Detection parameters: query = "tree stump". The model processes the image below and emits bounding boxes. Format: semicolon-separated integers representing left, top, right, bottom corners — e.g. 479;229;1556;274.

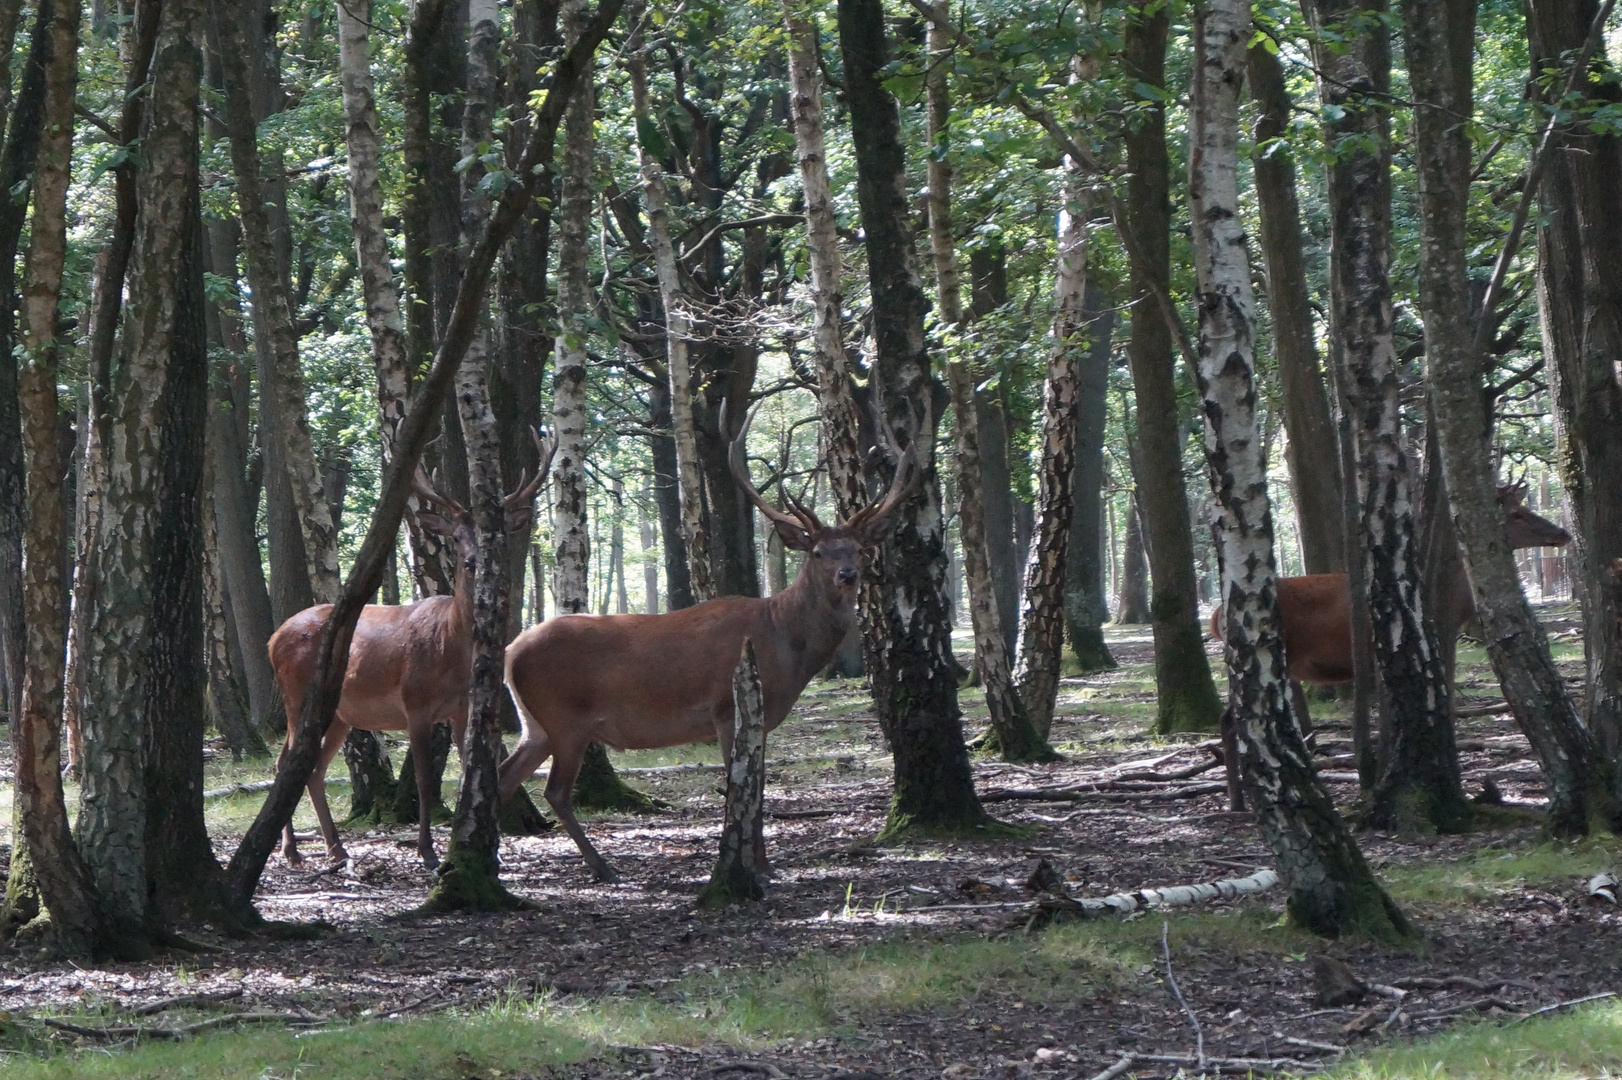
700;639;767;907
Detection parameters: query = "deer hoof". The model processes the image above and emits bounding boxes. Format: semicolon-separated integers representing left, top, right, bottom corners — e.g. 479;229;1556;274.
282;847;304;867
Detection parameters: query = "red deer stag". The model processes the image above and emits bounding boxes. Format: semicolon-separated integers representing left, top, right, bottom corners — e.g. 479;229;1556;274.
498;406;918;882
268;432;554;870
1210;482;1571;702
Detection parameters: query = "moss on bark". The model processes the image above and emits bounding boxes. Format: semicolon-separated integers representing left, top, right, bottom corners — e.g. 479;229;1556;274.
573;741;669;812
419;847;532;913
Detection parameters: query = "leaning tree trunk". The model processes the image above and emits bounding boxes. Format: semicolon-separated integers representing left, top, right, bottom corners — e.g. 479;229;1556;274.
1403;0;1622;836
1193;0;1410;940
838;0;987;834
1247;39;1345;577
1122;0;1223;735
1302;0;1468;833
1013;78;1086;739
1526;0;1622;764
222;0;619;909
921;2;1050;761
15;0;101;955
1065;284;1117;672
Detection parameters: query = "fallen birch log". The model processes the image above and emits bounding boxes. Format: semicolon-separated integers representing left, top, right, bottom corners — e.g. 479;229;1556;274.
1036;868;1279;918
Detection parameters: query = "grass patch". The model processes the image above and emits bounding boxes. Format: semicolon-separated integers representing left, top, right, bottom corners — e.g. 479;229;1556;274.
0;909;1313;1078
1325;1000;1622;1078
1382;837;1622;906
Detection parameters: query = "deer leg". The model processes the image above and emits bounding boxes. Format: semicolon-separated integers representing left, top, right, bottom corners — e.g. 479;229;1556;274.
497;730;553;802
307;720;353;864
409;721;442;871
544;744;619;884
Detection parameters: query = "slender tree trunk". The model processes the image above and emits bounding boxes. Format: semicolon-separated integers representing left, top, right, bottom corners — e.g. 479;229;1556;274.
1115;496;1151;623
217;35;340;604
1526;0;1622;762
838;0;986;833
1303;0;1467;832
630;20;714;602
1066;284;1116;670
551;0;593;617
922;2;1050;761
203;448;264;760
785;0;864;521
648;372;694;608
16;0;101;954
0;0;51;931
1403;0;1622;836
1123;0;1223;734
61;384;99;775
1193;0;1409;940
1247;39;1345;576
1014;70;1087;737
641;495;659;612
425;0;524;909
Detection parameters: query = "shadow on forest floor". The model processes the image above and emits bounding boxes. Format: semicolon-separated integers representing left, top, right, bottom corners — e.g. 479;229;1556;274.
0;604;1618;1079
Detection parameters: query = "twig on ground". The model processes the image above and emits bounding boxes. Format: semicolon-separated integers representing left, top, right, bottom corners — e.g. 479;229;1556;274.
1367;982;1408;1000
131;988;244;1016
982;782;1227;804
1274;1032;1345;1054
1132;1051;1323;1072
1410;996;1520;1021
1086;1052;1136;1080
1115;757;1223;783
1509;990;1616;1024
43;1011;323;1041
1162;920;1205;1071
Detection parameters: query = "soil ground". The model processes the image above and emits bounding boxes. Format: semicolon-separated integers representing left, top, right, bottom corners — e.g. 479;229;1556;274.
0;605;1617;1078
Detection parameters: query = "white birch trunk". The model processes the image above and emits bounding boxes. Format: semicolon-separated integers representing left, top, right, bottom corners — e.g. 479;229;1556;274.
550;0;594;615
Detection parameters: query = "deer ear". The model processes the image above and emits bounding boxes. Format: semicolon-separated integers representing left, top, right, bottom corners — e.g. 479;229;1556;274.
417;510;455;537
773;518;814;552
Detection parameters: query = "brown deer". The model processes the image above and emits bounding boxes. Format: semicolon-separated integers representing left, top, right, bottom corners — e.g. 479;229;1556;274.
1210;482;1571;696
498;407;918;883
268;432;553;870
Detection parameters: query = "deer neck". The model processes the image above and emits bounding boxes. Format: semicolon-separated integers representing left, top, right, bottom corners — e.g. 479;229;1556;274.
448;556;477;634
768;563;857;674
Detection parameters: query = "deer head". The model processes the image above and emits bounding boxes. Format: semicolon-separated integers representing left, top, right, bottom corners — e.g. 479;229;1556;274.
726;402;919;603
412;429;557;579
1497;481;1571;549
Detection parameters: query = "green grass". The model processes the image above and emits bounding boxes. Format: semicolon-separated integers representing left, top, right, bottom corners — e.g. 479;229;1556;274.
0;909;1297;1078
1381;837;1621;906
1325;1001;1622;1078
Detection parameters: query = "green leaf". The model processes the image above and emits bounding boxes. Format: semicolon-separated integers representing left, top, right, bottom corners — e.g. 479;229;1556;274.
636;115;670;161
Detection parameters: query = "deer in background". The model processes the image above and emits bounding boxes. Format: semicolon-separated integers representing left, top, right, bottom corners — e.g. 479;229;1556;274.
268;432;554;870
1210;481;1571;711
498;406;918;883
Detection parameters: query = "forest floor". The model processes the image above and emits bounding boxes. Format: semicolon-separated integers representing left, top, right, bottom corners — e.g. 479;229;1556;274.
1;603;1620;1079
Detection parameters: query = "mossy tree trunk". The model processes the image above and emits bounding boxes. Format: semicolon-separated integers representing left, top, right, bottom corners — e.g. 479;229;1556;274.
1123;0;1223;735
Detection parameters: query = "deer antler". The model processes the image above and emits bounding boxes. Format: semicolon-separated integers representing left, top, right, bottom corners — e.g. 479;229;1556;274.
413;466;466;518
724;399;820;537
504;427;556;512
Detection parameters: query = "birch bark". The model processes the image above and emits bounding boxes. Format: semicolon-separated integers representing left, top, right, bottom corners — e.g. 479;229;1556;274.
1192;0;1408;939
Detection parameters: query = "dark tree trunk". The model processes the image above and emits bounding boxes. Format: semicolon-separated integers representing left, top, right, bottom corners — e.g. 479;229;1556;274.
648;372;694;609
838;0;986;833
1247;39;1345;577
0;0;50;930
144;174;237;929
1065;283;1116;671
977;390;1018;653
1526;0;1622;762
1122;0;1223;734
1115;496;1151;623
1403;0;1622;836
